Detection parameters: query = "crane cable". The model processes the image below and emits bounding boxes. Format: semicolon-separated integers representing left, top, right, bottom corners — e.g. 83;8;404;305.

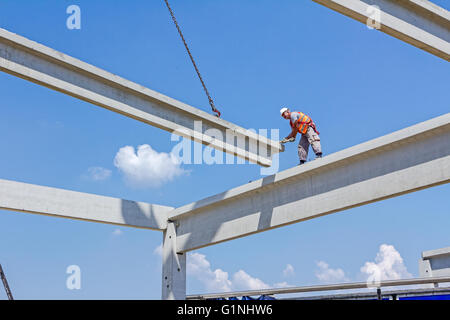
163;0;221;118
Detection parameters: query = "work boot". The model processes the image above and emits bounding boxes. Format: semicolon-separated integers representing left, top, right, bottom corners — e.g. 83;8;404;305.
299;160;306;165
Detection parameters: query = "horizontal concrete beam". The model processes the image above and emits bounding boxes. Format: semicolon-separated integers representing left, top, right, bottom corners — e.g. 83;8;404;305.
0;179;172;230
312;0;450;61
171;113;450;252
0;28;282;167
422;246;450;259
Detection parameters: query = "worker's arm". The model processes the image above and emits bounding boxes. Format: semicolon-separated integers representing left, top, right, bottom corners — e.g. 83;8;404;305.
281;126;298;143
285;126;298;140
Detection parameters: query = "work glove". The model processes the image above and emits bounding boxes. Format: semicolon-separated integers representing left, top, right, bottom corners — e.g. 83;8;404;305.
280;137;295;144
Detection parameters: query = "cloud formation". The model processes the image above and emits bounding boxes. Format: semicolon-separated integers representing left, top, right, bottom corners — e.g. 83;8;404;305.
114;144;187;187
283;264;295;277
187;252;286;293
315;261;349;283
232;270;271;291
153;244;163;257
85;166;112;181
315;244;412;286
112;229;123;236
155;243;414;295
187;252;233;292
360;244;412;282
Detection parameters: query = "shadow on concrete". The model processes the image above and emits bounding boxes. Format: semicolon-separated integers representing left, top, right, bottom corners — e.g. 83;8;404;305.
120;199;171;231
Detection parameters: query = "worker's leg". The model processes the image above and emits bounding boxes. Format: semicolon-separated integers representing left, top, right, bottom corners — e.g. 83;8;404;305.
306;127;322;157
298;134;309;163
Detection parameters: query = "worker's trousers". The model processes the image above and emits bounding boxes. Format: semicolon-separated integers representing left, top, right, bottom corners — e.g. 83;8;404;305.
298;126;321;161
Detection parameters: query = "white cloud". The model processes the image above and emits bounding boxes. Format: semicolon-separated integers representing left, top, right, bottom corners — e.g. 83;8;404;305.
314;244;412;287
360;244;412;283
114;144;187;188
187;252;284;293
187;252;232;292
231;270;271;291
315;261;349;283
153;244;163;257
112;229;123;236
85;166;111;181
283;264;295;277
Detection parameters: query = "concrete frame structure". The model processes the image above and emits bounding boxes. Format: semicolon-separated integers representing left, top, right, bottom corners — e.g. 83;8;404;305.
0;1;449;300
0;114;448;299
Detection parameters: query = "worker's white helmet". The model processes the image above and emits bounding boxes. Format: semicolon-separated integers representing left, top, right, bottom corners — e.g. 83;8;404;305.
280;107;289;117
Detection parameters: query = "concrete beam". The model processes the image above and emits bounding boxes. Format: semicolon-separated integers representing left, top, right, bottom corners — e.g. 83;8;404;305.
0;28;282;167
312;0;450;61
422;246;450;260
171;113;450;252
0;179;172;230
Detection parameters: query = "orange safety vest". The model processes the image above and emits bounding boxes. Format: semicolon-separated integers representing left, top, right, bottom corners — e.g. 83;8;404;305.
290;112;317;135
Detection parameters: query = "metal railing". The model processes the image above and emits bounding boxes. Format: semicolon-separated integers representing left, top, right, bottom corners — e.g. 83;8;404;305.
187;276;450;300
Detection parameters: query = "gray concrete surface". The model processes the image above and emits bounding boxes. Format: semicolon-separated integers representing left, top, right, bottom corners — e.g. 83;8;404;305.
0;179;171;230
0;28;282;167
171;113;450;252
419;246;450;282
312;0;450;61
162;222;186;299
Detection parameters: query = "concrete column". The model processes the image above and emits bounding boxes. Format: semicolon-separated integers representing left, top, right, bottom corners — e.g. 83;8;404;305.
162;221;186;300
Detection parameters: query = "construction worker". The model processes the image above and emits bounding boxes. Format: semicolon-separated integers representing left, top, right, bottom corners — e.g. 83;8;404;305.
280;107;322;165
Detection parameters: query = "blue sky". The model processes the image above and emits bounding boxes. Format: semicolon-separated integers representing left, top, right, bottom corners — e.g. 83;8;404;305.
0;0;449;299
